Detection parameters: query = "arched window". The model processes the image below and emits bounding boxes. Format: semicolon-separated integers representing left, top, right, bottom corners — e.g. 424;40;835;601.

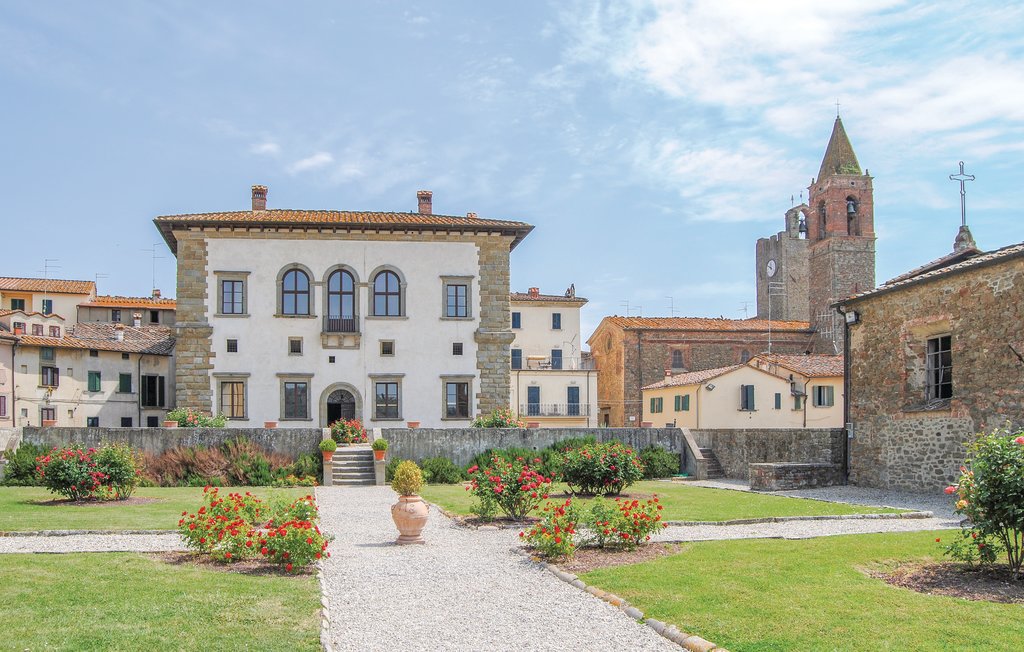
281;269;310;315
846;196;859;235
373;270;401;316
671;350;684;369
327;270;355;318
817;201;826;240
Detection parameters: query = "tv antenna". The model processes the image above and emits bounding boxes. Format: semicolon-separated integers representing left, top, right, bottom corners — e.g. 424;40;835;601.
140;244;165;295
665;296;677;316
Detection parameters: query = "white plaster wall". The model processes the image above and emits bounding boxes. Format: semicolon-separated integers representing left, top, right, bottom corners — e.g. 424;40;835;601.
0;340;12;427
205;237;482;428
510;368;599;427
510;301;585;366
0;292;90;322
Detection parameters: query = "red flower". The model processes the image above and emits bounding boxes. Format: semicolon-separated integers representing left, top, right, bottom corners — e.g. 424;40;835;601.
1015;436;1024;445
935;538;941;543
944;486;956;495
286;563;293;572
261;547;269;555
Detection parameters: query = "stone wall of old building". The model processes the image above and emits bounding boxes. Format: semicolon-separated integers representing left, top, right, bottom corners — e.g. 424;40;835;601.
691;427;845;479
589;326;625;427
474;236;515;416
847;255;1024;491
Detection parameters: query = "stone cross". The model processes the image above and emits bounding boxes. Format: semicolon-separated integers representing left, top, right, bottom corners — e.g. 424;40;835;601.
949;161;975;227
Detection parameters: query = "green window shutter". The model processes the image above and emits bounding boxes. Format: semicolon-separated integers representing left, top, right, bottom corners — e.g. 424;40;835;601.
674;395;681;411
774;392;781;409
741;385;755;410
826;386;834;406
119;373;132;393
683;395;690;411
88;372;101;392
650;397;656;413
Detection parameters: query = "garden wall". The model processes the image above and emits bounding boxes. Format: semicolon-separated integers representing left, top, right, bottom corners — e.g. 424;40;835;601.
380;427;685;468
20;426;323;459
690;428;845;480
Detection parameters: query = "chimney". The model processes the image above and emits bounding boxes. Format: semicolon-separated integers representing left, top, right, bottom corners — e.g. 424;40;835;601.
252;185;268;211
132;313;142;328
467;212;477;219
665;369;672;378
528;287;540;298
115;323;125;341
417;190;433;215
152;289;161;299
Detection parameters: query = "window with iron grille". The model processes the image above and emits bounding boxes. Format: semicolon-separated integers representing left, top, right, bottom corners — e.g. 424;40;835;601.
227;339;238;353
926;335;952;400
380;341;395;356
453;342;463;356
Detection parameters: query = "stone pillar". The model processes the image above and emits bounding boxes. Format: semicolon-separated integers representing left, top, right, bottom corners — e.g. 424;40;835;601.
173;231;213;412
374;459;385;486
322;427;333;487
474;237;514;416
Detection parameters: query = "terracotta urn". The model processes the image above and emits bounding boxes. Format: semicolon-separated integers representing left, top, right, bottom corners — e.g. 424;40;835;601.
374;449;386;461
391;495;428;545
264;421;278;429
162;420;179;428
406;421;420;429
322;451;333;462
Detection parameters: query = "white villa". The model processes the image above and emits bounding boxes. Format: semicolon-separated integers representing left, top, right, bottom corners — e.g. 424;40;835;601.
510;287;598;427
154;186;533;429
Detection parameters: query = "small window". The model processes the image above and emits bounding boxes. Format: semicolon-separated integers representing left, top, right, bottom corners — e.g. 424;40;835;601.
122;353;130;360
740;349;751;363
149;310;159;324
221;381;246;419
283;381;309;419
86;416;98;427
671;350;684;369
120;417;133;427
794;395;804;410
88;371;101;392
380;341;395;356
32;324;43;336
118;373;132;393
445;381;470;418
774;392;782;409
221;279;245;315
813;385;835;407
552;313;562;330
550;349;563;370
740;384;755;410
511;348;522;370
511;312;521;329
10;298;25;311
40;347;55;361
89;349;98;357
375;382;400;419
41;366;59;387
12;321;25;334
682;394;690;411
42;299;53;314
674;394;690;412
453;342;463;356
0;396;6;417
445;284;468;318
650;396;664;413
289;338;303;355
226;339;238;353
328;356;336;363
147;416;159;427
48;325;60;337
40;407;56;422
111;309;121;322
926;335;952;400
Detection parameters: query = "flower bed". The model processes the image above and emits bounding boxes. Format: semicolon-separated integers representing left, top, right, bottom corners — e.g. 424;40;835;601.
466;455;552;520
330;419;368;445
35;443;141;501
520;495;667;559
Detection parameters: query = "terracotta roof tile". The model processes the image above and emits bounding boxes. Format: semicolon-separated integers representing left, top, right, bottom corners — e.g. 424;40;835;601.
0;309;66;320
81;295;177;309
751;354;844;378
643;364;744;390
0;277;95;295
604;316;811;332
154;209;534;253
16;323;175;355
510;291;588;304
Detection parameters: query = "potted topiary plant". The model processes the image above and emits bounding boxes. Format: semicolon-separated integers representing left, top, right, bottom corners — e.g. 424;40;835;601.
319;438;337;462
371;438;388;461
390;460;428;545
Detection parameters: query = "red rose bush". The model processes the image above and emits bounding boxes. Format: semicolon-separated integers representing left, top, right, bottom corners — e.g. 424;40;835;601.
466;454;552;520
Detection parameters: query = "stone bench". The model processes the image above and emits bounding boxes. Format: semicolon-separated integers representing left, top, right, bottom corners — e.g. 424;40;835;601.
749;462;844;491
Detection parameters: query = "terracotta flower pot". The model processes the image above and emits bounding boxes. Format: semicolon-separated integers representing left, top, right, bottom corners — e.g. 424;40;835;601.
526;421;540;428
374;449;386;461
163;420;179;428
391;495;428;545
322;451;333;462
42;419;57;427
406;421;420;429
641;421;653;428
264;421;277;429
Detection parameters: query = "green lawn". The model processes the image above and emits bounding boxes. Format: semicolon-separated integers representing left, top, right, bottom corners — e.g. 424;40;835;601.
0;486;309;532
0;552;320;651
581;530;1019;651
420;480;902;522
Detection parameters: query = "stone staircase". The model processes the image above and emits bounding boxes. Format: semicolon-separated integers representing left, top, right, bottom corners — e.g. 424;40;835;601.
699;448;725;479
332;447;376;486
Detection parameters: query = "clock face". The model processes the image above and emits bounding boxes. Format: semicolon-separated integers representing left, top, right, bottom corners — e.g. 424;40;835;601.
766;259;778;278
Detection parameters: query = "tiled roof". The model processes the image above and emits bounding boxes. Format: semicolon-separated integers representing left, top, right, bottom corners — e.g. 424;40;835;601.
643;364;744;390
0;309;66;320
841;241;1024;305
604;316;811;332
81;295;177;309
884;247;983;285
16;323;175;355
751;354;844;378
0;277;95;295
817;117;861;179
510;291;588;304
154;209;534;253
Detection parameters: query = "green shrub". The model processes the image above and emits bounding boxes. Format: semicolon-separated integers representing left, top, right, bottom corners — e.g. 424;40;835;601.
36;445;101;501
420;457;464;484
471;407;525;428
467;454;551;520
92;442;142;499
467;447;559;479
521;498;581;558
392;461;424;496
561;441;645;496
371;438;388;451
549;436;597;453
319;439;337;452
385;457;407;482
639;446;680;479
166;407;227;428
1;443;47;486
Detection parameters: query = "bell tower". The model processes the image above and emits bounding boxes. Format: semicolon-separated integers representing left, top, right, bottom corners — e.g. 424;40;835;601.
807;116;875;352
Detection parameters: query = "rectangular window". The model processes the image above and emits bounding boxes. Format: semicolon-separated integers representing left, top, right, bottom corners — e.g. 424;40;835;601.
740;384;755;410
120;417;132;427
527;386;540;416
650;396;664;413
813;385;835;407
88;371;101;392
221;381;246;419
122;353;130;360
10;298;25;311
452;342;463;356
221;279;245;314
926;335;952;400
12;321;25;334
511;349;522;370
141;375;166;408
445;382;470;418
283;382;309;419
118;373;132;393
683;394;690;411
375;382;400;419
41;407;56;422
40;347;55;361
775;392;782;409
289;338;303;355
41;366;59;387
89;349;98;357
111;309;121;322
380;340;395;356
226;339;238;353
511;312;521;329
149;310;159;324
147;416;159;427
567;386;580;416
32;324;43;336
86;416;99;427
550;349;563;370
42;299;53;314
674;395;690;412
552;313;561;330
48;325;60;337
446;284;468;318
0;396;6;417
794;394;804;410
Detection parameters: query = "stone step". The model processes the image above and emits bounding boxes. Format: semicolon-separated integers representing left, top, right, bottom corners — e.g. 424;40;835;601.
333;461;374;470
334;470;375;480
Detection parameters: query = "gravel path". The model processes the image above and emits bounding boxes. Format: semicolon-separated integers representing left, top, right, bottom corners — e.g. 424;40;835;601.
0;532;185;554
657;515;955;543
316;486;678;652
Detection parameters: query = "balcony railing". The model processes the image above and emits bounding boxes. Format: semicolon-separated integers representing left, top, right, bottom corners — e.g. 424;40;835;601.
520;403;591;417
322;316;359;333
513;356;596;371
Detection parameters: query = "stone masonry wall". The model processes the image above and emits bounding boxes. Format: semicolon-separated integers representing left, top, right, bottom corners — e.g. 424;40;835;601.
749;462;844;491
474;236;515;416
847;255;1024;491
173;230;213;412
691;428;845;479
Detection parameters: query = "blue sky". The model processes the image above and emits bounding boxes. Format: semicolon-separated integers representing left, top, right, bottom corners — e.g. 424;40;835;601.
3;1;1023;339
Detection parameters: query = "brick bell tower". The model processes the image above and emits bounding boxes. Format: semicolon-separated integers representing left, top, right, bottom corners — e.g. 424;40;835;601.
806;116;875;352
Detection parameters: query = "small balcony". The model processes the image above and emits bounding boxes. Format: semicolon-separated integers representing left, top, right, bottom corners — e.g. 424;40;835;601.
512;356;596;371
520;403;591;417
322;316;359;333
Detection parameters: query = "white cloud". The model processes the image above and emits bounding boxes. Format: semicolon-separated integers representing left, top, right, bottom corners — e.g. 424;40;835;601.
249;141;280;156
287;151;334;174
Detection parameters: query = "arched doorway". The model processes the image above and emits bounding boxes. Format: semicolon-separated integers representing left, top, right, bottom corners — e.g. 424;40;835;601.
320;384;361;427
